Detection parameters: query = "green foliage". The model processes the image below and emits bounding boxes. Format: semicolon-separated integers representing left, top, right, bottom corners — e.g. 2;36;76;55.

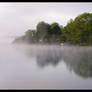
64;12;92;45
36;21;50;41
49;22;62;35
47;22;62;43
14;12;92;46
79;42;88;46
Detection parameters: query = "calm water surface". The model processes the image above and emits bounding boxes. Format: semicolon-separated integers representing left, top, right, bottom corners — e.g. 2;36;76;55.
0;38;92;89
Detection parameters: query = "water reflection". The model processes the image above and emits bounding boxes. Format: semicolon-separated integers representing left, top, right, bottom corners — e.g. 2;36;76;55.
24;45;63;68
18;45;92;78
63;47;92;78
36;52;61;68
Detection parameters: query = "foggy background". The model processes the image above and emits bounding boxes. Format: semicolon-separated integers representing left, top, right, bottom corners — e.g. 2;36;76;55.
0;3;92;89
0;2;92;43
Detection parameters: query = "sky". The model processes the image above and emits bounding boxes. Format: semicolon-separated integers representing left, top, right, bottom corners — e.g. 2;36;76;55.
0;2;92;39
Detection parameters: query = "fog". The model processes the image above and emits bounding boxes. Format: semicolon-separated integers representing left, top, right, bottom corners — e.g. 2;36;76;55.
14;43;92;77
2;43;90;89
0;3;92;89
0;2;92;39
0;35;92;89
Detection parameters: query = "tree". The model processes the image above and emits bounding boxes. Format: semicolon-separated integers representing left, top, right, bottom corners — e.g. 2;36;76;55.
14;12;92;45
64;12;92;45
48;22;62;43
49;22;62;35
36;21;50;42
25;29;36;43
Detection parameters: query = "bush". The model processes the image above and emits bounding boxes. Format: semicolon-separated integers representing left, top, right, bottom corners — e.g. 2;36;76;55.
79;43;88;46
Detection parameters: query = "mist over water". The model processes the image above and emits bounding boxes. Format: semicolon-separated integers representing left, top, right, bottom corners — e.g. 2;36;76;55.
0;37;92;89
1;2;92;89
15;43;92;78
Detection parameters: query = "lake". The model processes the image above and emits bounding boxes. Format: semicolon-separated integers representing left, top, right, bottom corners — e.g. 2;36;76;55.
0;38;92;89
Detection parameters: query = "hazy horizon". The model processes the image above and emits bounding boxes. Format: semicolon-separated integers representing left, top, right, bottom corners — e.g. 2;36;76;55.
1;3;92;89
0;2;92;42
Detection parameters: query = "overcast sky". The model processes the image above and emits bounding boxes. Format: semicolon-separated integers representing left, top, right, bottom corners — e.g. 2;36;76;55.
0;2;92;38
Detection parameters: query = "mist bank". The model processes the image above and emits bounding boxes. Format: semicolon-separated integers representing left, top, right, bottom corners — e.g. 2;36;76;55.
13;12;92;46
14;43;92;78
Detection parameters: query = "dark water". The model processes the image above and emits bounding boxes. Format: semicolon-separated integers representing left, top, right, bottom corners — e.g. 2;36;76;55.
0;39;92;89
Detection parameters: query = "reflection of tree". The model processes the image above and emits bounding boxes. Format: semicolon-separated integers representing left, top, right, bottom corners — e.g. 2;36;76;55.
23;45;92;78
25;45;62;68
62;47;92;78
36;53;61;68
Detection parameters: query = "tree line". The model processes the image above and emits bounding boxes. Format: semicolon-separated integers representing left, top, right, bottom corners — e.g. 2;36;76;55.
14;12;92;46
